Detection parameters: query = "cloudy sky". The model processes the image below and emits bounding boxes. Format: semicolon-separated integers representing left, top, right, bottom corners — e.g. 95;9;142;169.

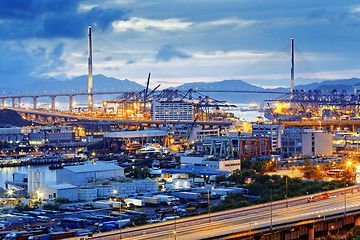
1;0;360;89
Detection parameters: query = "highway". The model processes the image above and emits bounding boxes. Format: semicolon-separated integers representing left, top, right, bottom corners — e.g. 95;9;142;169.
2;107;233;126
67;187;360;240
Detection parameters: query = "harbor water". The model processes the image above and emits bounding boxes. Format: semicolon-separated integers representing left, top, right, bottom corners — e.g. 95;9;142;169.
0;164;57;189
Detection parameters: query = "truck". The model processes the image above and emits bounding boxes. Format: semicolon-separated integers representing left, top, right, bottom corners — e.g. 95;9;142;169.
50;230;79;240
4;230;44;240
96;219;131;232
93;201;113;210
142;196;160;205
124;198;145;207
27;234;51;240
172;192;201;200
153;195;180;205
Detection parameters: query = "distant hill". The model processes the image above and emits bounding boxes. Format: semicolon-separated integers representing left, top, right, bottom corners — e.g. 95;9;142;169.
27;74;145;93
296;78;360;92
0;74;145;95
2;74;360;104
0;109;32;127
175;80;286;104
175;78;360;103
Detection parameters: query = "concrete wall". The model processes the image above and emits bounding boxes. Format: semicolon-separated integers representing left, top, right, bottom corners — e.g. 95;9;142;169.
315;132;333;156
219;159;241;172
39;185;78;202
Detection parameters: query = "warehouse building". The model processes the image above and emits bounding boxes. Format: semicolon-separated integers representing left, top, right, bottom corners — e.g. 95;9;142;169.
56;163;124;185
37;184;79;202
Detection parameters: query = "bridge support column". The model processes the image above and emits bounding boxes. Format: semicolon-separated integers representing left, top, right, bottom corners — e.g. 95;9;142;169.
355;216;360;226
33;97;37;109
12;98;15;108
69;95;73;112
51;96;56;111
17;98;21;108
308;227;315;240
1;98;4;107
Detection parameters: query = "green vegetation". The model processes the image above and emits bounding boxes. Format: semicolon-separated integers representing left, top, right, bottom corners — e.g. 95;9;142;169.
87;141;104;151
314;225;360;240
14;203;33;211
0;141;11;149
125;166;150;179
213;159;352;212
42;198;68;210
126;214;148;227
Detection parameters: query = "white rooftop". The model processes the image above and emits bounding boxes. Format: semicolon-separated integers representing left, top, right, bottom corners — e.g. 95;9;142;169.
49;184;78;190
64;163;122;173
104;129;167;139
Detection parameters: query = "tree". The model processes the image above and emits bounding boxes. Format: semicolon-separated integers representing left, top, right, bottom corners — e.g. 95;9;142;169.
125;166;150;179
54;198;68;205
14;203;32;211
315;232;337;240
347;225;360;240
303;165;323;180
87;141;104;151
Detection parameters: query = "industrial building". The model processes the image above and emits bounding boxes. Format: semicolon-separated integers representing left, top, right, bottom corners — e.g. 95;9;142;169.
0;127;24;144
56;163;124;185
104;129;167;151
168;125;220;144
180;156;241;173
281;128;333;157
151;101;194;121
252;124;282;151
37;184;78;202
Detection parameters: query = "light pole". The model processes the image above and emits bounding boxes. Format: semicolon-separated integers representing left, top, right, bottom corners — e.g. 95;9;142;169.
344;183;348;216
173;207;177;240
249;222;257;240
285;175;288;208
113;190;122;239
207;189;211;224
270;189;273;234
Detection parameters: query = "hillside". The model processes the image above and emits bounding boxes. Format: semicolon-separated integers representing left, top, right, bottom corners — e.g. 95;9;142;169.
0;109;32;127
175;80;286;104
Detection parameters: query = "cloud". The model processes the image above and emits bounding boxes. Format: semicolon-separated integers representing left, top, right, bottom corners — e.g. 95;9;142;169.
204;18;259;28
32;47;46;57
0;0;79;20
126;59;137;64
112;17;191;32
156;45;191;62
0;44;46;79
0;0;128;39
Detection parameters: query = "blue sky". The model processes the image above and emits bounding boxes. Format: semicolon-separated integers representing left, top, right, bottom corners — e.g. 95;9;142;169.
1;0;360;89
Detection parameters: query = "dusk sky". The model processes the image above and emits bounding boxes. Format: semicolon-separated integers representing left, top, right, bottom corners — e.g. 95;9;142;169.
1;0;360;89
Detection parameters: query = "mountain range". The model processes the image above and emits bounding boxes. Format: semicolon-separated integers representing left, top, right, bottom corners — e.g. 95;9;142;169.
1;74;360;104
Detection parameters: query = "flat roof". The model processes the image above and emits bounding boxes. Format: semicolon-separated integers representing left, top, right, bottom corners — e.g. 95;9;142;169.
49;184;77;190
64;163;123;173
104;129;167;139
153;168;231;176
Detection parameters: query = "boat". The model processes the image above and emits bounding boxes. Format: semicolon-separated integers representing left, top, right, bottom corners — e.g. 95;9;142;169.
48;164;63;170
121;142;142;151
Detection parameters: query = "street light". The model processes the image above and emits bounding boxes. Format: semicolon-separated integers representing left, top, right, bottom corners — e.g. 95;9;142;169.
345;183;348;216
6;189;14;197
37;191;43;201
113;189;122;240
249;222;257;240
207;189;211;225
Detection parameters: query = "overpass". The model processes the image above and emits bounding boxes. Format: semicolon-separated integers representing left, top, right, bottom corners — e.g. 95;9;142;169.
0;91;128;112
2;107;233;128
281;119;360;133
67;186;360;240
